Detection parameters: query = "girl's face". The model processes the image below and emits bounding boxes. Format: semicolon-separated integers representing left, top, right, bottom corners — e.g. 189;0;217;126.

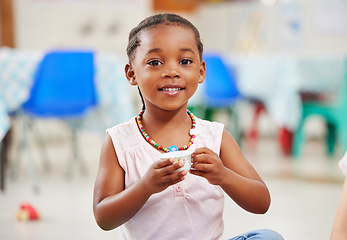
125;24;206;112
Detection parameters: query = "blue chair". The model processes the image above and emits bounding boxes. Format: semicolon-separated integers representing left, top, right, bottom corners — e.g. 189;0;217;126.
12;50;97;191
189;53;241;142
292;58;347;158
204;53;240;107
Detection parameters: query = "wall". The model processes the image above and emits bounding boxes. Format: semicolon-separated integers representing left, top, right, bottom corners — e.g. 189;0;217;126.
192;0;347;55
13;0;347;56
13;0;151;53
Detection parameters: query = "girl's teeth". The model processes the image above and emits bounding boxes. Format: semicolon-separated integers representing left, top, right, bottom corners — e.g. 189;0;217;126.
163;88;180;91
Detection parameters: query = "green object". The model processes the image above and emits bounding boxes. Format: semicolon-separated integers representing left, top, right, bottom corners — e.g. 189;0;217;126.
292;59;347;158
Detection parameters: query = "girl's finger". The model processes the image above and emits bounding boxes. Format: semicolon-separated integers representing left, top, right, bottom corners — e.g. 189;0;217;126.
192;148;218;161
189;169;205;178
191;162;212;172
153;158;174;169
162;163;184;176
193;147;215;156
161;170;187;183
155;160;185;176
192;152;213;164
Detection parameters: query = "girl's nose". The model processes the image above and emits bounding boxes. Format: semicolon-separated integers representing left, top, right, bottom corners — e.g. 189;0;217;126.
161;66;180;78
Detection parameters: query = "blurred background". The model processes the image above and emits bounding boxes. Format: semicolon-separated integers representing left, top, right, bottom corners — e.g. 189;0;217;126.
1;0;347;239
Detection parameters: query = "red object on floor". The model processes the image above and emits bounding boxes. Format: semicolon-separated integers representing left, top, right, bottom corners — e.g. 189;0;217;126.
16;203;40;221
278;127;293;156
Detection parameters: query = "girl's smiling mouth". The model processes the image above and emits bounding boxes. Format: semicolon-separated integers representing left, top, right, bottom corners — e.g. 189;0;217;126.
159;87;185;95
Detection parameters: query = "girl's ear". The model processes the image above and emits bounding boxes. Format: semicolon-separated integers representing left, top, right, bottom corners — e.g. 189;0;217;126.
198;60;206;84
125;63;137;85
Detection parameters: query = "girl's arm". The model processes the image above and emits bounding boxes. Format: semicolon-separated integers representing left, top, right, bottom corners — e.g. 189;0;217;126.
190;129;270;214
331;177;347;240
93;134;186;231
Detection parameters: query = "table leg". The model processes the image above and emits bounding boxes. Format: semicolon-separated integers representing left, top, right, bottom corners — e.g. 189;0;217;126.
1;128;11;191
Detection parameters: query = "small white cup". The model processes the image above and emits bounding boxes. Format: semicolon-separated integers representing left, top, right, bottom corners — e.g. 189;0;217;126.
159;150;193;172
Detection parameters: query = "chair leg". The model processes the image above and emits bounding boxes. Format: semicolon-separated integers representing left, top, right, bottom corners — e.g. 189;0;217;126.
11;115;40;192
65;124;88;179
246;102;264;152
337;120;347;154
10;113;27;179
65;128;76;179
326;122;336;157
0;128;12;191
32;121;51;171
227;106;240;144
278;127;293;156
10;124;23;180
292;121;305;158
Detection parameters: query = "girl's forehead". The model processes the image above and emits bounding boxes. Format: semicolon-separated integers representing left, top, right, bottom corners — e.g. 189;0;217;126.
138;24;197;52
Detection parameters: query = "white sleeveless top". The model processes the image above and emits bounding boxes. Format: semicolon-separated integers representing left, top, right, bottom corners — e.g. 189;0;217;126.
107;116;225;240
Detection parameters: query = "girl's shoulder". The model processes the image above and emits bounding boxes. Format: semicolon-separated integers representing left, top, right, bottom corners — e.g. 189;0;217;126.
106;116;143;151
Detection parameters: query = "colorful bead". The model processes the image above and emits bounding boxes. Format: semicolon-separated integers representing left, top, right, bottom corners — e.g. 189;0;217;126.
136;109;196;153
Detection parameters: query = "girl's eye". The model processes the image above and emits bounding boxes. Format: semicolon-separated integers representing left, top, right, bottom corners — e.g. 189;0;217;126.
180;59;192;65
147;60;162;66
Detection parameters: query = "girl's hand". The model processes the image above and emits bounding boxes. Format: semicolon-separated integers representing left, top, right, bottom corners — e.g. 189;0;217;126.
141;158;187;194
190;147;228;185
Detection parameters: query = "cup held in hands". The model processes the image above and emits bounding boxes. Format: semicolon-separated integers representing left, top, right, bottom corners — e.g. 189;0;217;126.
159;150;193;173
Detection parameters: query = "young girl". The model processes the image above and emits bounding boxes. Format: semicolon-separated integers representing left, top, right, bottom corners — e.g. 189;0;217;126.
93;13;283;240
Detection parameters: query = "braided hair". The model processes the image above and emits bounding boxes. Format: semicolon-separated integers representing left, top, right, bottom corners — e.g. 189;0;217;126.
126;13;204;111
127;13;203;63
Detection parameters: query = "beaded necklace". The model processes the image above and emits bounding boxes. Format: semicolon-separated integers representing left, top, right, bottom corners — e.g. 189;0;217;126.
136;109;196;152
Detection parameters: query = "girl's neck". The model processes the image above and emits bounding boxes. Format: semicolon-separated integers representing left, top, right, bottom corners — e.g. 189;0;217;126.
141;106;190;129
